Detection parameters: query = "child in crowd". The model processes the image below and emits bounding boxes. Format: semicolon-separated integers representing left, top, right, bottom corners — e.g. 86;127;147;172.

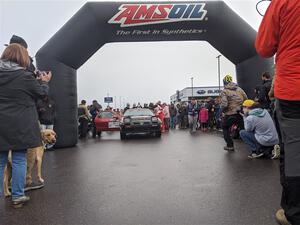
199;104;209;132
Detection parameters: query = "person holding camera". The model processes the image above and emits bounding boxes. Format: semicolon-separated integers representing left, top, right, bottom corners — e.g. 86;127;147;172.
239;100;279;159
0;43;51;207
256;0;300;224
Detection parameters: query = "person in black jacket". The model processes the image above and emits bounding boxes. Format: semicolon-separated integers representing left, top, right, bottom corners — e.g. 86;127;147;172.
169;103;177;129
206;97;215;130
37;96;55;130
258;72;272;110
0;44;51;207
89;100;102;138
37;96;55;150
124;103;131;113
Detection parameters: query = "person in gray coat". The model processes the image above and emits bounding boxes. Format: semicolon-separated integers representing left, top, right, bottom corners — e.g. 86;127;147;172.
239;99;279;159
0;44;51;207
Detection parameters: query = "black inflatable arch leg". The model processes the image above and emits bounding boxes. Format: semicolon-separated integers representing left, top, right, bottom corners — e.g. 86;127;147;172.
36;54;78;148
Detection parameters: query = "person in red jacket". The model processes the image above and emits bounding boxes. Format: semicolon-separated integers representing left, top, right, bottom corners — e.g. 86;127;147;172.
256;1;300;224
199;105;209;132
154;102;165;132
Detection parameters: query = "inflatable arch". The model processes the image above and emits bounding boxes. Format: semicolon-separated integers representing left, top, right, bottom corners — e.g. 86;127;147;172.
36;1;274;148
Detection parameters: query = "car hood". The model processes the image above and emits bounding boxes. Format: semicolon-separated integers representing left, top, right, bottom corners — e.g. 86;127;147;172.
129;116;152;120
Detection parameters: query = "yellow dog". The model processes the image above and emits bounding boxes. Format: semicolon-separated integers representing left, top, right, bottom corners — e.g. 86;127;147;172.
3;129;56;197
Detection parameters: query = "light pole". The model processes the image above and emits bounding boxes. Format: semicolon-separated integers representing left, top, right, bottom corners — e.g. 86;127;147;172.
216;55;222;96
107;92;110;108
191;77;194;99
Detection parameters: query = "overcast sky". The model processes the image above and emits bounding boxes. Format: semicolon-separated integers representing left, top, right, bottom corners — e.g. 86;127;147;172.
0;0;270;108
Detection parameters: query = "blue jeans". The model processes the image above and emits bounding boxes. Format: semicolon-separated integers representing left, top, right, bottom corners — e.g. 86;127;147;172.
0;150;27;200
188;115;198;132
239;130;262;154
170;116;177;129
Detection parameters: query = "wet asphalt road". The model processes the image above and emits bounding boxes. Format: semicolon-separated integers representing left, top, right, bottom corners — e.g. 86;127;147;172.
0;130;281;225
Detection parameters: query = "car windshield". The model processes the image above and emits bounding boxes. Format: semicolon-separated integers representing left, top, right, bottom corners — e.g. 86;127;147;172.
99;111;113;118
124;108;154;117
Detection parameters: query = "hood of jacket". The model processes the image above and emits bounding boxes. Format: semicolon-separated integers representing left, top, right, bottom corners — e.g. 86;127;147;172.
0;60;23;72
0;60;24;86
225;82;238;90
249;108;266;117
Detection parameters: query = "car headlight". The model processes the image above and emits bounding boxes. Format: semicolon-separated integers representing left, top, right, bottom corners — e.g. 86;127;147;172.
151;116;158;123
124;118;131;124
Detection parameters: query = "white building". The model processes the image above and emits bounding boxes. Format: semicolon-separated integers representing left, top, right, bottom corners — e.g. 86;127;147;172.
170;86;224;103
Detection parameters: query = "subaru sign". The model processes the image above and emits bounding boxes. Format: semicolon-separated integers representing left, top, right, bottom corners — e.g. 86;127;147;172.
197;90;206;95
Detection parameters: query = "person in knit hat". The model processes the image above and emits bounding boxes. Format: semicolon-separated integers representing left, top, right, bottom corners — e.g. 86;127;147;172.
5;35;35;73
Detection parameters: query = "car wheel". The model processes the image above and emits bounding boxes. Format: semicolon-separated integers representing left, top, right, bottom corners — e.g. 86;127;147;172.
97;131;102;137
120;132;126;140
155;131;161;138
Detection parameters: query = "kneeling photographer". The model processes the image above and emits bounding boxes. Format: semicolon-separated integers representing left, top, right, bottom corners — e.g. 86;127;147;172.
239;100;279;159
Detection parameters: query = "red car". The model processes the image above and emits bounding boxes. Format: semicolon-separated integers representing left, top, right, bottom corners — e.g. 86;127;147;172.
94;111;121;136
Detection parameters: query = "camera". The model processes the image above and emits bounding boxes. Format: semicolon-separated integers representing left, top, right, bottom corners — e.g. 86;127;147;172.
36;70;49;77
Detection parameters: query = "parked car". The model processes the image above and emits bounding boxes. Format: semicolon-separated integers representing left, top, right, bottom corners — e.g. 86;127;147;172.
120;108;161;140
94;111;121;136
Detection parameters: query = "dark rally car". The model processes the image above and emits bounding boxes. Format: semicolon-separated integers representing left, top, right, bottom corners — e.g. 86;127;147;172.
120;108;161;140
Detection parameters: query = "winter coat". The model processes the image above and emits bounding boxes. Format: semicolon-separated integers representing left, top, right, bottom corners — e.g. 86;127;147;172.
256;0;300;100
155;106;165;131
169;106;177;117
207;100;215;114
258;80;272;109
188;103;200;117
178;105;186;117
37;98;55;125
163;105;170;118
89;102;102;119
0;60;49;151
78;104;90;121
243;108;279;146
221;82;248;116
199;108;208;123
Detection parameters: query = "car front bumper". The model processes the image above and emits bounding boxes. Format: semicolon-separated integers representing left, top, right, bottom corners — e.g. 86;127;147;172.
121;124;160;135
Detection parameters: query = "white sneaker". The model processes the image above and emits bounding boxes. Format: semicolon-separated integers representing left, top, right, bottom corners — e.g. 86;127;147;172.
12;195;30;208
248;152;264;159
272;144;281;160
275;209;291;225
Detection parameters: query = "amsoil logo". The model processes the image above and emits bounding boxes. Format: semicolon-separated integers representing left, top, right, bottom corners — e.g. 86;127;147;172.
109;4;208;27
